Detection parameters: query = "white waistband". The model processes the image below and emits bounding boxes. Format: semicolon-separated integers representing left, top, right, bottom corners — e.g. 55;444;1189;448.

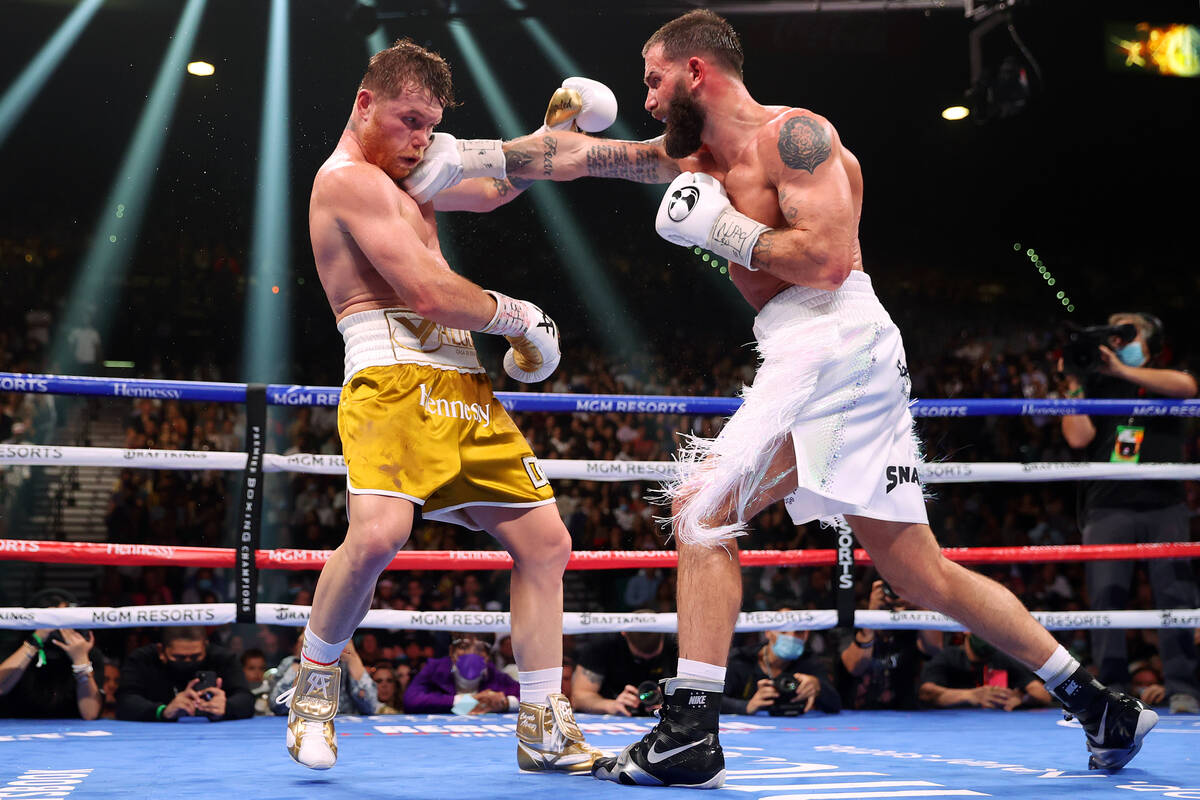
752;271;890;340
337;308;484;384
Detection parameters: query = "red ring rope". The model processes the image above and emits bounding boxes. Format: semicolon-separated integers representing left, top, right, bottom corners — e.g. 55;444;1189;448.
2;539;1198;571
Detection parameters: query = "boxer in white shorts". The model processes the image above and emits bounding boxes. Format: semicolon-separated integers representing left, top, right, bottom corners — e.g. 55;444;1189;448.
419;8;1158;788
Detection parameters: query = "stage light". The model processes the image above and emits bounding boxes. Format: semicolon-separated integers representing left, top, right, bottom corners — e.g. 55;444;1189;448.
50;0;209;375
243;0;291;384
0;0;104;148
941;105;969;121
187;61;215;77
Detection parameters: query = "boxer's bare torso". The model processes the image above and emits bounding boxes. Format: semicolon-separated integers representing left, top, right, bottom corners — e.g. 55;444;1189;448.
674;107;864;311
309;135;447;324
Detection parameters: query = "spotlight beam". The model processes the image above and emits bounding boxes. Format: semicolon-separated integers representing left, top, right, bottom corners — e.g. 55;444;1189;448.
243;0;292;384
50;0;209;374
447;20;641;356
0;0;105;149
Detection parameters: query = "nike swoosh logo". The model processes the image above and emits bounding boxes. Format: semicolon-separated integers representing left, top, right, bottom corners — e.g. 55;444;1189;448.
646;739;706;764
1093;704;1108;746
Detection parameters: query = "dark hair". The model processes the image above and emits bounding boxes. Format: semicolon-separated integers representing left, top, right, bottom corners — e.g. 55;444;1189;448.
241;648;266;665
643;10;744;79
360;37;456;108
161;626;207;646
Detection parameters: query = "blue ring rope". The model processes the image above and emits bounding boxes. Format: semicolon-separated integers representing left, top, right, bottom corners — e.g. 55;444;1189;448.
2;372;1198;417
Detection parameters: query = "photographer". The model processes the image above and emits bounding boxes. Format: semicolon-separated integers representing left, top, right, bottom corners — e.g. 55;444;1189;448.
571;621;677;716
117;626;253;722
836;579;942;710
0;588;103;720
724;615;840;716
919;632;1052;711
1059;312;1200;715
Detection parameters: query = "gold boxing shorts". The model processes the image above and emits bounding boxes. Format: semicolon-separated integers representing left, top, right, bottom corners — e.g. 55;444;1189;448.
337;363;555;530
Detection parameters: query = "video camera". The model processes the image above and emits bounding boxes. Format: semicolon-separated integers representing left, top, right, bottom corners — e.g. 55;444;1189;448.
636;680;663;713
1060;322;1137;377
768;674;808;717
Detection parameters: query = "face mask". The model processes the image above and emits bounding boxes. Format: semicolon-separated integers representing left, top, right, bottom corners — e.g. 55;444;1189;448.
1117;341;1146;367
452;653;487;693
195;579;213;593
166;659;198;683
771;634;805;661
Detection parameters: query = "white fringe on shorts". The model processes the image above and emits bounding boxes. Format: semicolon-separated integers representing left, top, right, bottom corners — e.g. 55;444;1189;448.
656;315;841;546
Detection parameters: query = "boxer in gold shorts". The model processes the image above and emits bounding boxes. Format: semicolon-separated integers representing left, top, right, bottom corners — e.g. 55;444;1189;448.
285;39;609;774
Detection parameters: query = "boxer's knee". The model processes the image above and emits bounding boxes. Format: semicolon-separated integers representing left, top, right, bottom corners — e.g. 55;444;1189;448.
510;519;570;575
343;517;411;575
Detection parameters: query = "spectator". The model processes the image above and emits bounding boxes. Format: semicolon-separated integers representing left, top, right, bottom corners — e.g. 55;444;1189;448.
271;638;378;717
100;660;120;720
1059;311;1200;715
404;635;518;715
918;632;1052;711
835;579;942;710
0;589;103;720
571;623;678;716
117;626;253;722
371;663;402;714
66;312;101;375
724;618;840;716
241;648;270;716
1129;660;1167;707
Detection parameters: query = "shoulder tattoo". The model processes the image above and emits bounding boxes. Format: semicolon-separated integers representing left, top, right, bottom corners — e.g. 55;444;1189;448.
777;116;832;174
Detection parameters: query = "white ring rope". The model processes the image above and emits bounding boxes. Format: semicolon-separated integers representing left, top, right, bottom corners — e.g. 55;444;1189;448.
2;605;1198;633
2;445;1200;483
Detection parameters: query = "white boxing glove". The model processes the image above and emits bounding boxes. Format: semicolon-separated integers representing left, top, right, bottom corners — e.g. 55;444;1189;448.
655;172;770;270
543;77;618;133
478;291;561;384
401;132;506;204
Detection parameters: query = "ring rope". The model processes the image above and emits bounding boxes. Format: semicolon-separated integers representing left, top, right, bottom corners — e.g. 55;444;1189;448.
3;445;1200;483
1;604;1197;633
2;538;1198;571
4;371;1200;417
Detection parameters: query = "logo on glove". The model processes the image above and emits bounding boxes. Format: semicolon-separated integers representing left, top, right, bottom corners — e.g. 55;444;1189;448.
667;186;700;222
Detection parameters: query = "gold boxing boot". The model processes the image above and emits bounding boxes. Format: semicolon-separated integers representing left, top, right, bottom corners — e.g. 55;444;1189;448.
280;661;341;770
517;692;605;773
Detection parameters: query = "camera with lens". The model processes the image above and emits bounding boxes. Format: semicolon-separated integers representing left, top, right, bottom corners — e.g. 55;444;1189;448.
636;680;663;713
769;674;807;717
1060;322;1137;377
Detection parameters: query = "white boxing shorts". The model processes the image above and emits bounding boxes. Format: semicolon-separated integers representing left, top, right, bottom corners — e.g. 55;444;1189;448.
662;271;928;545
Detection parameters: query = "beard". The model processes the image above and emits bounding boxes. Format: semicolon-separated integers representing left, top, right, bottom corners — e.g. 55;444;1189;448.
662;81;706;159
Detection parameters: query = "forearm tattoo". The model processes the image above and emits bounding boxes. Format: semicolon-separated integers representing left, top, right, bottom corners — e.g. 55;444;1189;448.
542;134;557;177
504;145;535;176
778;116;831;174
584;143;676;183
751;229;782;269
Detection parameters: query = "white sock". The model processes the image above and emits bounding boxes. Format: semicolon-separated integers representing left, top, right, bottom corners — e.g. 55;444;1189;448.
1034;645;1079;691
519;667;562;707
677;657;726;685
302;627;349;666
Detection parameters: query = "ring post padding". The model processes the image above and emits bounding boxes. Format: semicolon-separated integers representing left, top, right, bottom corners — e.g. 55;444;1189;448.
235;384;267;623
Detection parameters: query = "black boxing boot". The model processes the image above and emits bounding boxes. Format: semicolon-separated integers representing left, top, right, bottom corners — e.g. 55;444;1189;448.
592;677;726;789
1051;665;1158;770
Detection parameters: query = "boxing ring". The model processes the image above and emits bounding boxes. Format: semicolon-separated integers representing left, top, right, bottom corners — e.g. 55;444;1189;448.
1;372;1199;799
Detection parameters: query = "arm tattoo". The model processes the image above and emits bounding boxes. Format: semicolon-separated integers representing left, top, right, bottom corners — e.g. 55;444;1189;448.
777;116;831;174
585;143;676;183
508;176;534;191
504;146;535;175
542;134;557;177
490;178;510;197
751;229;781;269
579;666;604;685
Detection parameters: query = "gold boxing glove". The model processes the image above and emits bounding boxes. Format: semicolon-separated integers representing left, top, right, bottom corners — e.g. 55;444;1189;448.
543;77;618;133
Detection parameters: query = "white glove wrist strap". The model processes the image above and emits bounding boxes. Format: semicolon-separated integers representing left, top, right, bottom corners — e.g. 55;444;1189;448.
705;207;769;271
458;140;506;181
479;290;529;337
